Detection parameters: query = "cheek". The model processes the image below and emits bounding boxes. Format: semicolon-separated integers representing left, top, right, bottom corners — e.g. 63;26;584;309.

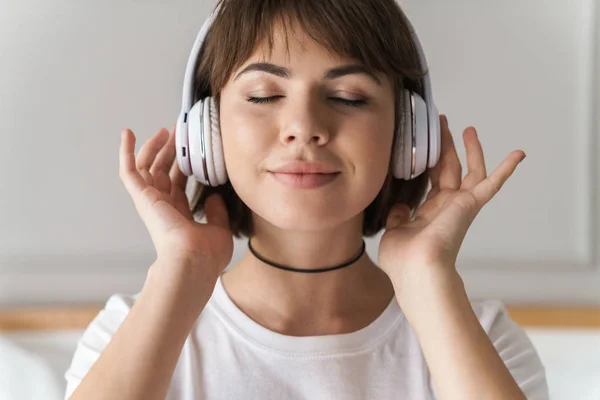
217;95;395;224
354;138;393;203
345;115;394;177
343;118;395;205
219;104;272;175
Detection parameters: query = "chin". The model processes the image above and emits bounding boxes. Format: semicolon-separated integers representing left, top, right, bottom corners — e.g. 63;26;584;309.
254;199;370;233
254;202;346;231
286;205;338;224
231;174;378;230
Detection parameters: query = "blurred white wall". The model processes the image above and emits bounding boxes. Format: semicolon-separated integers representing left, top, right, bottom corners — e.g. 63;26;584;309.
0;0;599;306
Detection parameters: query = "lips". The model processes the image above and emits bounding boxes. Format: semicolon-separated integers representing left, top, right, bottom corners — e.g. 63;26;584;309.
270;161;340;174
270;172;340;189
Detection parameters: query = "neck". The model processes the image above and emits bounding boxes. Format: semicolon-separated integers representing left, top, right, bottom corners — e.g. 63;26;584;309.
220;234;395;336
219;211;396;336
245;213;367;271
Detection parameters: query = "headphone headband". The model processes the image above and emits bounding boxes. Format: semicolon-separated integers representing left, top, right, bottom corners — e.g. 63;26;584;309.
181;4;222;112
181;3;433;116
177;1;440;182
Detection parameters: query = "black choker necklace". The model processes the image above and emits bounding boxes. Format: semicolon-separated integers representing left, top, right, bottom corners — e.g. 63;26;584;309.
247;239;366;273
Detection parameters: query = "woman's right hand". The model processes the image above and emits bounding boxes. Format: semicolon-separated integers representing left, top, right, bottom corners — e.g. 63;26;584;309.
119;125;234;279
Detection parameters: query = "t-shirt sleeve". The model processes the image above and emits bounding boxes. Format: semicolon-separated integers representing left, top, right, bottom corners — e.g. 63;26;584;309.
63;293;137;400
479;299;550;400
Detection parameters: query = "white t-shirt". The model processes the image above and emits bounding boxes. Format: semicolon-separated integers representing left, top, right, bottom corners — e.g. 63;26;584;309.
64;274;549;400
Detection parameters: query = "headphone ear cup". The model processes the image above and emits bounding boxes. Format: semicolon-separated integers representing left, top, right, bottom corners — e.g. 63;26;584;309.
411;92;429;179
392;89;414;180
202;99;218;186
392;89;429;180
207;97;228;185
188;99;210;185
176;112;192;177
428;103;441;168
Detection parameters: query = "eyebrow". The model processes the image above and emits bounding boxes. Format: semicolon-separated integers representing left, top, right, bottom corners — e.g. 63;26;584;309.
233;62;382;85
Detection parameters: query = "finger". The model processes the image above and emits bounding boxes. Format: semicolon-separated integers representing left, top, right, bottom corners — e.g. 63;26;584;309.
385;203;411;230
168;123;189;192
172;186;193;221
427;195;478;252
425;177;440;201
426;161;442;201
205;193;230;230
119;129;147;198
151;126;177;194
460;127;487;190
136;128;170;186
170;159;189;192
438;115;462;190
425;180;440;202
472;150;526;207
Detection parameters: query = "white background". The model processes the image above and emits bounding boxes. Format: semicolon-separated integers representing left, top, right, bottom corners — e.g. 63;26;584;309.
0;0;599;399
1;0;599;306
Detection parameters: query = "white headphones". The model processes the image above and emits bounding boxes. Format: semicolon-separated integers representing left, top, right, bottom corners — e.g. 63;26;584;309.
176;3;441;187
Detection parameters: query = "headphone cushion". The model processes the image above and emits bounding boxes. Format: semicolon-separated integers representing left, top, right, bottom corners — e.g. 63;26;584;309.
412;92;429;178
392;89;413;180
202;99;218;186
428;102;441;168
188;99;209;185
208;97;228;185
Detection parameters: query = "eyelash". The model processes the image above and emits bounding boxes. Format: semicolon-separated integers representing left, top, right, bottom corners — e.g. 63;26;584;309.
246;96;368;107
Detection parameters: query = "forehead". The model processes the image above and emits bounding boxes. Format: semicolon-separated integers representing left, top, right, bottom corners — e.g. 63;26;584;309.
236;17;390;84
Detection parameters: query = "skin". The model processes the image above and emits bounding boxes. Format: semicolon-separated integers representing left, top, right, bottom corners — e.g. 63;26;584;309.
218;18;529;400
218;19;397;336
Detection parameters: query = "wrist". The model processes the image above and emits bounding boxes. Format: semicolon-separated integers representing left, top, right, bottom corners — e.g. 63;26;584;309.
146;254;220;287
143;257;220;322
390;263;466;313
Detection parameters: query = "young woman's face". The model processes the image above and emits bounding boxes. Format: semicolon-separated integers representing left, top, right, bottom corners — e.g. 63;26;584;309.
218;22;396;231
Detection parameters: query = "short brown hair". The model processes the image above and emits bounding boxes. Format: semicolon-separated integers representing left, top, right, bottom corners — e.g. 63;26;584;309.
188;0;431;238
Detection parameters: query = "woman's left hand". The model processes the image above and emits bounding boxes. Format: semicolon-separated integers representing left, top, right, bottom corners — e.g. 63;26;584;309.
378;114;526;284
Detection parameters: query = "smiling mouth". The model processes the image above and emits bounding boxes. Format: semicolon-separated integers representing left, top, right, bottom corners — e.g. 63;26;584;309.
269;172;340;189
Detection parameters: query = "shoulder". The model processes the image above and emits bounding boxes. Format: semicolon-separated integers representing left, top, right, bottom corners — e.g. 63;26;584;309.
82;292;140;339
96;292;139;320
469;298;510;331
73;292;139;345
63;292;140;399
468;298;550;400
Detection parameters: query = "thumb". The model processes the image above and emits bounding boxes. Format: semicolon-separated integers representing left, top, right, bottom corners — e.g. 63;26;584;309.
205;193;230;229
385;203;411;230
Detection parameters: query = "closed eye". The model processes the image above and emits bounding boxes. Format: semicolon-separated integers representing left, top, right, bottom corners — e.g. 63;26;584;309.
246;96;368;107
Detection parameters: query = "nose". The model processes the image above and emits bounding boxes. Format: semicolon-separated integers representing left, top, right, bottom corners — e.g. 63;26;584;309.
279;94;331;147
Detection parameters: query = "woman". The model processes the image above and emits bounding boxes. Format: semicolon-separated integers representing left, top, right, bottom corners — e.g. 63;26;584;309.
65;0;549;399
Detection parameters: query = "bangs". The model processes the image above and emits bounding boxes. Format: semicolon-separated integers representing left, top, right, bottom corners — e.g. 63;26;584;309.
248;5;397;76
190;0;431;238
195;0;427;103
